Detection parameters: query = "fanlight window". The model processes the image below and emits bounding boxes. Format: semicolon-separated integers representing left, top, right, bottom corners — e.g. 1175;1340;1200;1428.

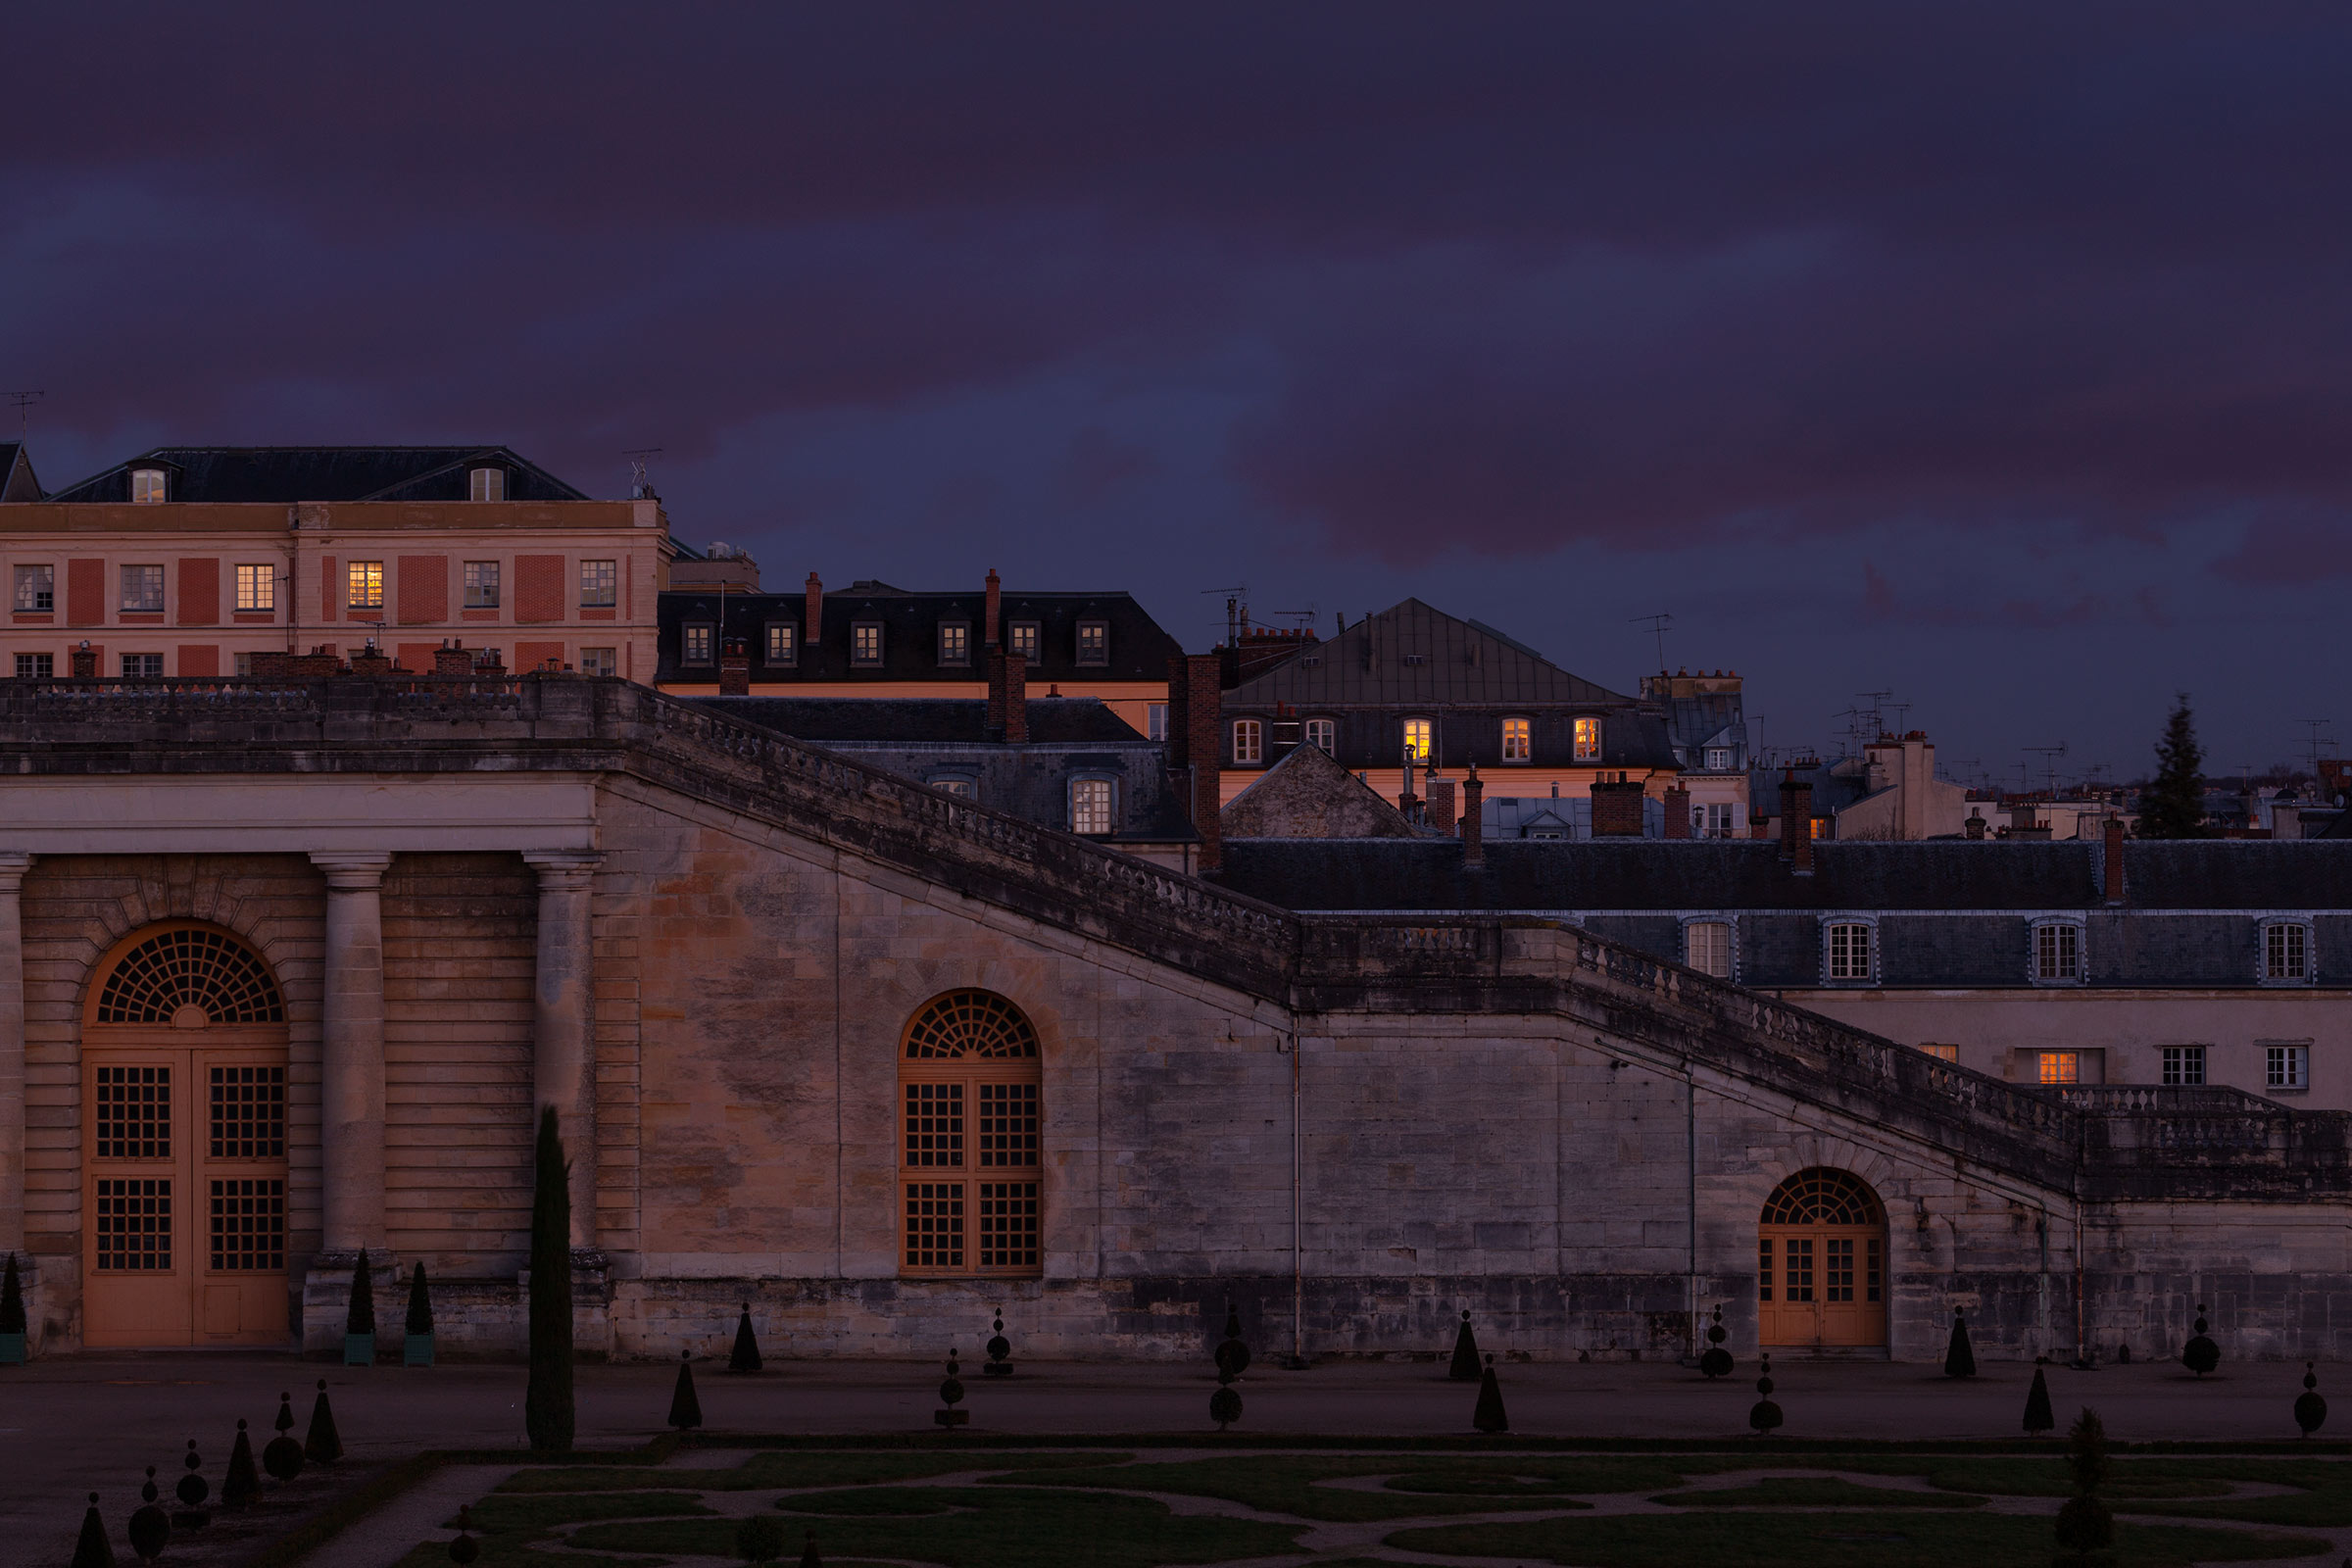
900;989;1041;1279
1761;1166;1884;1228
904;990;1040;1060
95;927;284;1026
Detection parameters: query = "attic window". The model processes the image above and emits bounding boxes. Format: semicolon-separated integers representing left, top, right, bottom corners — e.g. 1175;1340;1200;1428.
1008;622;1040;662
852;621;884;666
1075;620;1108;666
469;467;507;502
130;468;168;505
1573;716;1602;761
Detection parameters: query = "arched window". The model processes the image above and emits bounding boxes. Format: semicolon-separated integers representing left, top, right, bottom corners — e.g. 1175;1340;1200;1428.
900;990;1042;1279
1758;1167;1886;1349
93;925;285;1027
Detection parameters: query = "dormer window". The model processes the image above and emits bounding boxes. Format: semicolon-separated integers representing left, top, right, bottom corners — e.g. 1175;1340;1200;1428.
1402;717;1433;763
2263;920;2313;984
130;468;168;505
1573;716;1603;761
1500;717;1532;764
1706;747;1732;770
938;621;970;666
1075;619;1108;666
851;621;884;666
1008;621;1040;662
468;466;507;502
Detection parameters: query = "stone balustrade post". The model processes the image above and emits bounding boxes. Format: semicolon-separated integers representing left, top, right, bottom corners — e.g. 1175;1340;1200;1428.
0;854;31;1257
311;853;392;1252
524;852;602;1248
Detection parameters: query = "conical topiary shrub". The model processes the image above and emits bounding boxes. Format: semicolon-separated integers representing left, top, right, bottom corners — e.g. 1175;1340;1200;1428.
344;1250;375;1366
935;1348;968;1430
669;1350;704;1431
1447;1309;1481;1381
71;1492;114;1568
736;1513;788;1563
0;1250;26;1364
1472;1354;1509;1434
1943;1307;1976;1378
264;1392;304;1482
800;1527;823;1567
2052;1406;2114;1562
729;1304;763;1374
1748;1354;1784;1437
127;1469;169;1562
405;1262;435;1367
2182;1304;2220;1378
305;1378;343;1465
2024;1362;2055;1436
2296;1363;2328;1438
1698;1303;1733;1380
220;1420;261;1508
524;1105;575;1452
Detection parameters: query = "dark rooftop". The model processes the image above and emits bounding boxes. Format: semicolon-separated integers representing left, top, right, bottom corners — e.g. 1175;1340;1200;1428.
41;446;588;505
686;696;1152;745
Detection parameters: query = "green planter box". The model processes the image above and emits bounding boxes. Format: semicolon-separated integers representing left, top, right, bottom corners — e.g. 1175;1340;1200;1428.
0;1332;24;1365
404;1332;434;1368
344;1332;374;1366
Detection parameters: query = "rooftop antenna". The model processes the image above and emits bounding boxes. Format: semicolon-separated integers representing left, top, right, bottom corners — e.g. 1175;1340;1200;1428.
6;391;41;443
1201;584;1248;646
1943;757;1982;787
2026;743;2067;796
2298;719;2335;778
1855;689;1895;738
622;446;663;500
1630;612;1673;672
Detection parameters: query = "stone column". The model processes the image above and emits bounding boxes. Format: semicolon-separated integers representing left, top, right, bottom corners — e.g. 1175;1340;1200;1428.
524;853;602;1247
0;854;32;1256
311;853;392;1252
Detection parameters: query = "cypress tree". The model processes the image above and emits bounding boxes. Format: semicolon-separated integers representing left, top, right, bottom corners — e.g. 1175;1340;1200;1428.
2138;695;2207;839
524;1104;575;1452
220;1420;261;1508
2024;1363;2055;1436
70;1493;114;1568
800;1527;823;1567
1472;1353;1509;1434
1943;1307;1976;1379
729;1304;762;1373
345;1250;373;1335
304;1379;343;1465
669;1349;704;1430
2052;1406;2114;1561
1447;1309;1481;1380
406;1263;433;1337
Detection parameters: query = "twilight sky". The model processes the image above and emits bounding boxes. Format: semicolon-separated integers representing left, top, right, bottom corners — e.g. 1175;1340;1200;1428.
7;6;2349;783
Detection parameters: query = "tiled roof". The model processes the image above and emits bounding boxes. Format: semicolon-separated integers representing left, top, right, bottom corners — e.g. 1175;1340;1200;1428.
42;446;588;504
1227;599;1630;708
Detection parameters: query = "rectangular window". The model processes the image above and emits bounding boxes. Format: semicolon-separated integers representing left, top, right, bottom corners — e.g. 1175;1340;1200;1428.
95;1178;172;1271
1402;717;1432;762
121;653;164;678
1008;621;1040;662
1706;747;1732;770
1866;1237;1883;1303
1685;921;1733;979
1826;922;1873;981
578;647;616;677
765;622;797;665
14;564;53;612
579;559;617;608
2266;923;2310;981
2161;1045;2207;1087
2038;1051;2082;1086
97;1065;171;1158
1918;1043;1959;1062
1305;717;1335;754
1825;1236;1855;1302
234;654;253;677
2269;1044;2311;1091
1573;716;1602;760
1147;703;1168;742
121;564;165;612
1233;718;1263;764
209;1178;284;1272
976;1082;1039;1166
463;561;501;609
1070;778;1114;834
1501;716;1532;763
977;1181;1040;1271
1785;1237;1815;1301
931;776;976;800
1757;1238;1773;1302
130;468;168;505
469;466;506;502
210;1065;285;1158
1075;619;1108;665
904;1182;964;1270
347;561;384;611
13;654;51;679
2034;922;2080;981
682;624;714;665
939;621;970;666
234;564;275;612
852;621;883;665
904;1082;964;1167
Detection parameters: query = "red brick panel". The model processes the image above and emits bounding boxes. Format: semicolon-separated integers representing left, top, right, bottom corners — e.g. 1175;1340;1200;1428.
514;640;566;672
397;556;449;624
319;556;338;622
176;558;220;625
396;643;439;675
514;555;565;623
66;559;104;626
175;645;220;677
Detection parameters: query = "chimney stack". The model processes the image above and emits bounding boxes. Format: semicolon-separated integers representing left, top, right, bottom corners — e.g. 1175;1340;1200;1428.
433;641;475;677
1662;784;1692;839
984;567;1002;649
1462;768;1485;867
1004;650;1027;744
805;572;823;648
1964;811;1986;840
1780;770;1814;874
1591;774;1645;837
2103;815;2127;904
1183;653;1223;872
718;637;751;696
70;641;96;679
1426;777;1456;836
987;646;1008;739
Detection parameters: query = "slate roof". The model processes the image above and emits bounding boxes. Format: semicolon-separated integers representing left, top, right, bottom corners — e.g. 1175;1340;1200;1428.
0;443;37;503
1227;598;1630;708
42;446;588;504
688;696;1152;746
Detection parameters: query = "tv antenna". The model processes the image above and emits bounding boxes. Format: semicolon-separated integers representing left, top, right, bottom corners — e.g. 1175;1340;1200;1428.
1855;689;1896;737
1201;584;1249;644
6;391;42;443
621;446;663;499
1630;612;1673;671
2298;718;2335;776
2025;743;2067;795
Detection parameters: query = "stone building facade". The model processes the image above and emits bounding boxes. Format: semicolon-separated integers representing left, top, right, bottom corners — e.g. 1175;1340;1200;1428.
0;675;2344;1365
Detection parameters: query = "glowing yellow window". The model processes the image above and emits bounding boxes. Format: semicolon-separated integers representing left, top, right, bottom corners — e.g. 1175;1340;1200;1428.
1402;718;1433;763
1573;716;1601;760
1917;1043;1958;1062
2038;1051;2081;1086
346;561;384;611
1500;717;1531;763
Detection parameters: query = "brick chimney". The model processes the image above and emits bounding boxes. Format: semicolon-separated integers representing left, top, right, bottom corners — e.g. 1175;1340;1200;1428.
433;641;475;677
1184;653;1222;872
986;646;1008;738
1591;775;1645;837
984;567;1002;649
2103;815;2126;904
70;642;97;679
805;572;823;648
718;637;751;696
1964;811;1987;841
249;650;292;679
1004;650;1027;744
1462;768;1485;868
1780;771;1814;874
348;642;396;678
1662;784;1692;839
1426;777;1456;836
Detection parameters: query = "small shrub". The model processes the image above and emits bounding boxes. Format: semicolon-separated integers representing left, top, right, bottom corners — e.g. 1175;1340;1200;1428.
1943;1306;1976;1378
1472;1354;1509;1434
669;1350;704;1431
1447;1309;1480;1381
2023;1363;2054;1436
730;1304;763;1374
2295;1362;2328;1438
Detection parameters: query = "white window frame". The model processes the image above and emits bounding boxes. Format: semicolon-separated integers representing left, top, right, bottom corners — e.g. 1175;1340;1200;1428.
1007;621;1041;662
1680;916;1736;981
578;647;617;678
234;564;275;612
1232;718;1263;765
926;771;979;800
1500;716;1532;764
938;621;971;667
468;466;506;502
764;622;798;665
13;564;53;612
1074;619;1109;666
2260;919;2313;985
1705;747;1732;771
463;560;501;610
120;652;164;678
14;653;52;679
682;623;715;665
2160;1044;2208;1087
1573;715;1603;761
347;560;384;612
2037;1050;2082;1086
1147;704;1168;743
1304;717;1335;754
130;468;167;505
1822;918;1877;984
120;564;166;613
1068;775;1116;835
2266;1042;2312;1093
1401;717;1432;763
2030;918;2084;985
578;559;617;609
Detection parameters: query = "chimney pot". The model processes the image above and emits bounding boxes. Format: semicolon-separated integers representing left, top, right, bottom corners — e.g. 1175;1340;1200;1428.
806;572;823;647
1780;771;1814;874
1662;784;1692;839
717;637;751;696
984;568;1002;649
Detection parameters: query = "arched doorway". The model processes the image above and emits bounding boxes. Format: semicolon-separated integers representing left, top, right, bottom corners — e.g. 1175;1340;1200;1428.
1758;1166;1887;1349
81;924;290;1348
897;989;1042;1281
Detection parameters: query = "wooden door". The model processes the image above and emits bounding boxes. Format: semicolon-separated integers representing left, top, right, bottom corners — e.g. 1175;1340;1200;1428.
1757;1167;1887;1349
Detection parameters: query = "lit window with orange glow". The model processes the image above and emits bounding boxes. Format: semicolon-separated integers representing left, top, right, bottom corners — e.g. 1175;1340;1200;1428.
2038;1051;2081;1085
1500;717;1532;763
1573;716;1601;760
1402;717;1433;763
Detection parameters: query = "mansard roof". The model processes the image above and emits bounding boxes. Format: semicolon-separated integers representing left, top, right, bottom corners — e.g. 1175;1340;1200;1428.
688;696;1150;745
42;446;588;504
1226;599;1631;710
0;443;38;503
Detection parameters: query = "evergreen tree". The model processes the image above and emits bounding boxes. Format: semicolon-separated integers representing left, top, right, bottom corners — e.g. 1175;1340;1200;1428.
669;1350;704;1430
729;1304;762;1373
70;1493;114;1568
2138;695;2207;839
2023;1363;2055;1436
1447;1309;1481;1380
2182;1304;2221;1378
524;1105;575;1451
264;1393;304;1482
2052;1406;2114;1561
220;1420;261;1508
1472;1354;1509;1433
405;1263;434;1338
2296;1363;2328;1438
304;1379;343;1465
345;1250;374;1336
1942;1307;1976;1379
